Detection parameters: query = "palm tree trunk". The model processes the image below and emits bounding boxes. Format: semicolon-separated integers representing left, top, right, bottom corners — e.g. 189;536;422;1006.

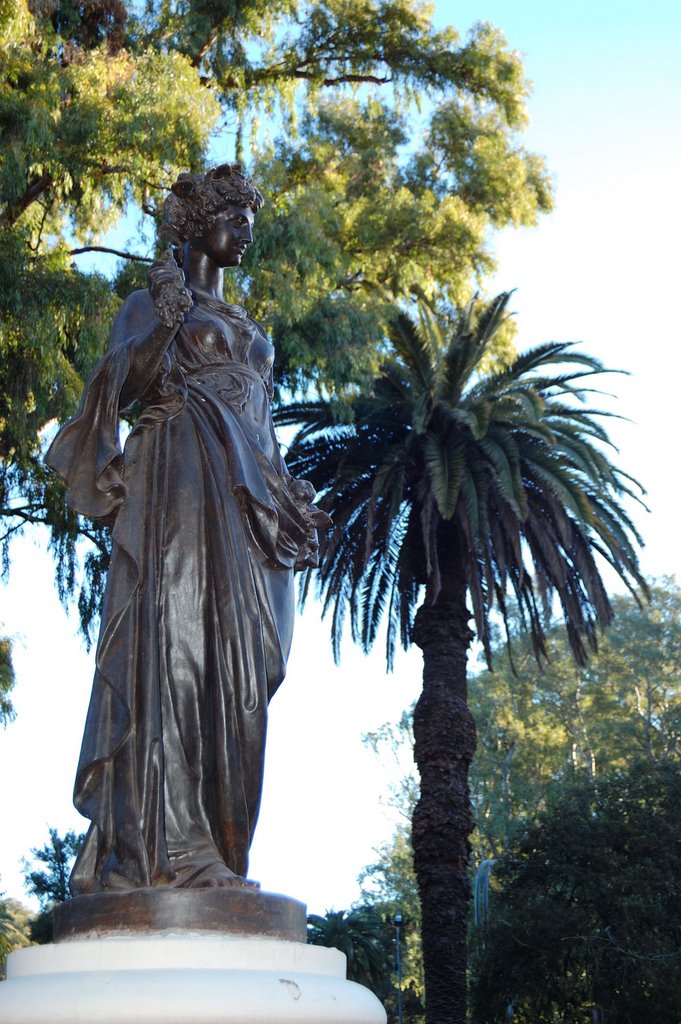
412;567;475;1024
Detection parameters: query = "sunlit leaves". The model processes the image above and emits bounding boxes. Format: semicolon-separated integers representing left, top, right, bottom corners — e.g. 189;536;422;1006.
0;0;31;45
0;42;221;237
0;634;16;726
1;0;556;636
470;581;681;862
0;8;222;630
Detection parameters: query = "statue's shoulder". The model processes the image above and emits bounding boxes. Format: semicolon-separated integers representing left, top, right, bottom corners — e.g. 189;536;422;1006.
118;287;155;319
110;288;156;345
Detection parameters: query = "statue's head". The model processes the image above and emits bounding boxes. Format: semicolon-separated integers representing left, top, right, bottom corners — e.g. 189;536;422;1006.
160;164;264;246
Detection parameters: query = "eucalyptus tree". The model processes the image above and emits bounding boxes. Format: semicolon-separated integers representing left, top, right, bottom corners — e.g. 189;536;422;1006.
1;0;552;624
0;635;16;726
279;294;647;1023
0;0;223;626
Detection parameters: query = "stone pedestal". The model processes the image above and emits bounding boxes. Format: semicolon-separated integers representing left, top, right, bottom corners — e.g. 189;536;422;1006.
0;891;386;1024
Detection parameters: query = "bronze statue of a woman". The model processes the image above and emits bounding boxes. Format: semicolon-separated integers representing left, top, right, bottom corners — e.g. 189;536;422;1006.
46;165;326;894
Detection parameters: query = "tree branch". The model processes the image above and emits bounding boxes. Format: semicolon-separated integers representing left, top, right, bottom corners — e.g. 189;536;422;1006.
318;72;392;87
225;61;394;91
0;173;53;227
0;505;110;553
70;246;154;264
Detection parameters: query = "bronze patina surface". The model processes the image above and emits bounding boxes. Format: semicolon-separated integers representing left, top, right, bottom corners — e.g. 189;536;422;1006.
46;165;329;899
53;888;307;942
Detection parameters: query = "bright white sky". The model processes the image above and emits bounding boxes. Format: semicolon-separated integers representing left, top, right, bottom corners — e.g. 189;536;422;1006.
1;1;680;915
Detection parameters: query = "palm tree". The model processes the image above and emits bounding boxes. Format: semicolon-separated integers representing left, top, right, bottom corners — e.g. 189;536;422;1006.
307;908;391;998
278;293;647;1024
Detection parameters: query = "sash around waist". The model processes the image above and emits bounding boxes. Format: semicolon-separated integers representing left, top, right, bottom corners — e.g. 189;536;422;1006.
186;362;268;413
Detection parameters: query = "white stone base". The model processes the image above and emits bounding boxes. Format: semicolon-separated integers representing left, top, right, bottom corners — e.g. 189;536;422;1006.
0;933;387;1024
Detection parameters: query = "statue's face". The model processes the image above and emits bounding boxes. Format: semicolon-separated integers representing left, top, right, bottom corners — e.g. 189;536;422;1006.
191;204;255;267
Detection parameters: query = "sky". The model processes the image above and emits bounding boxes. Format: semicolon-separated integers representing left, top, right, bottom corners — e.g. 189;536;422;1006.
1;1;680;916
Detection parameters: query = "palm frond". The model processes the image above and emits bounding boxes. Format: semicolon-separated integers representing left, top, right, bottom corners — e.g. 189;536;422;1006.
283;296;646;671
442;293;513;402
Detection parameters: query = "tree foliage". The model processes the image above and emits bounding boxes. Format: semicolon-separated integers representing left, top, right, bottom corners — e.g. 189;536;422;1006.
22;826;82;906
307;907;391;996
1;0;552;628
470;761;681;1024
363;579;681;856
21;826;84;943
0;633;16;724
471;579;681;859
282;295;647;670
0;894;32;978
0;0;222;627
359;825;425;1020
308;902;424;1023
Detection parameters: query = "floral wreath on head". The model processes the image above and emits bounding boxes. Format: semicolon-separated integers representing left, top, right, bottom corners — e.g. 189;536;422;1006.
159;163;264;247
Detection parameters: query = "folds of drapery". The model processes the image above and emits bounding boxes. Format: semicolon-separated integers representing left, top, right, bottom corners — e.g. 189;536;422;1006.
46;339;308;892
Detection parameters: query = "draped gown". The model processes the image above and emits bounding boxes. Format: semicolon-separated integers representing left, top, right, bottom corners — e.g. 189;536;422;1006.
46;291;315;893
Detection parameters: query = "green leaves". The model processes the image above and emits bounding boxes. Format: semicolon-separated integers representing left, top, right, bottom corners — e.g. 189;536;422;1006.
307;907;393;997
422;429;465;519
2;1;554;633
0;7;223;629
471;761;681;1023
0;635;15;727
471;582;681;853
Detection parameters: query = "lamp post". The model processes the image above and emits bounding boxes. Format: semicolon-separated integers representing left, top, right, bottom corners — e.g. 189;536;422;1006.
393;912;403;1024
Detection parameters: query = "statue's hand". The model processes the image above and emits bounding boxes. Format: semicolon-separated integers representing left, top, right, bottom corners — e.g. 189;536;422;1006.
148;248;193;328
287;476;333;570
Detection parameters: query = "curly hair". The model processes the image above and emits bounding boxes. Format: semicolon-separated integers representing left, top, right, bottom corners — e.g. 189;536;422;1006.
160;164;264;246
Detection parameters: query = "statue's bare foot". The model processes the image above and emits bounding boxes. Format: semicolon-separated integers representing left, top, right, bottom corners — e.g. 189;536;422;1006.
189;863;259;889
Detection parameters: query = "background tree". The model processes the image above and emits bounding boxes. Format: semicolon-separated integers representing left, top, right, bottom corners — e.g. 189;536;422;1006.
308;903;424;1023
307;906;392;999
0;634;16;725
359;826;425;1022
281;295;646;1022
1;0;222;632
471;579;681;859
1;0;552;630
21;827;84;943
470;761;681;1024
0;893;31;979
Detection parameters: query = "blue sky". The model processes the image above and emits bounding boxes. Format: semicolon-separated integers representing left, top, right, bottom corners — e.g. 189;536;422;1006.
1;1;680;915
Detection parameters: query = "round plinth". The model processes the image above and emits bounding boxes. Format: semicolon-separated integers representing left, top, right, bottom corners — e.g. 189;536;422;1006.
54;888;306;942
0;933;387;1023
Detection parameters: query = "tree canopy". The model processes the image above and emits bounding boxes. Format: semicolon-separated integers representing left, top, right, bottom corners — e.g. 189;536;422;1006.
21;826;84;943
471;578;681;859
0;894;31;978
282;296;647;670
307;907;391;996
1;0;552;624
470;761;681;1024
0;634;16;725
359;824;425;1020
363;580;681;858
